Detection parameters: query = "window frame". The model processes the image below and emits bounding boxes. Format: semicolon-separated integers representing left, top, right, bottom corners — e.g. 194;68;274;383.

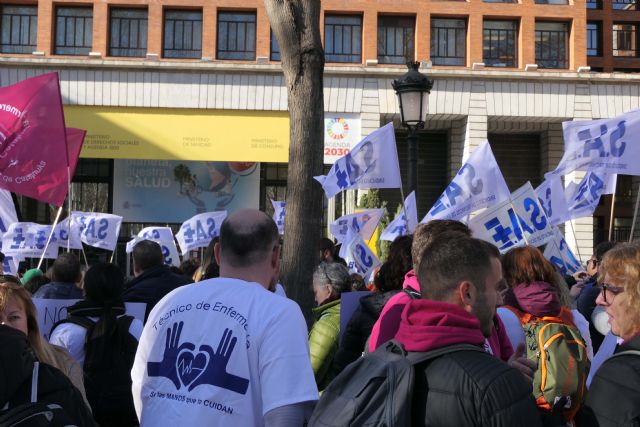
483;20;518;68
324;14;363;64
0;4;38;54
535;21;570;69
162;8;203;59
377;15;416;65
108;7;148;58
430;17;467;66
613;23;639;57
216;11;257;61
54;5;93;56
587;22;602;57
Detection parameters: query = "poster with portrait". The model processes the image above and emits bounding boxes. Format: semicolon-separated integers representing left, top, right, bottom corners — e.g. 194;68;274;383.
113;160;259;223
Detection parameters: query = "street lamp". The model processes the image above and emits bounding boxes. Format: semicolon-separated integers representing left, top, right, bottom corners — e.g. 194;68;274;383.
392;61;433;196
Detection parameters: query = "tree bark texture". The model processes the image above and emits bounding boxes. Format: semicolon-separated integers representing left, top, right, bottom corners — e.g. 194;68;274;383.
263;0;325;325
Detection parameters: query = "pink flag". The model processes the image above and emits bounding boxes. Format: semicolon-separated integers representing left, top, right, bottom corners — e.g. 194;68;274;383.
66;127;86;178
0;73;70;206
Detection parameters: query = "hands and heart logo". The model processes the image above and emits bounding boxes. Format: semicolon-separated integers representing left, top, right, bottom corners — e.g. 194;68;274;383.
147;321;249;395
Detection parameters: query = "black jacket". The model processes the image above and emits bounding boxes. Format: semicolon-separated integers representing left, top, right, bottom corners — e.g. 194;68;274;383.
0;325;96;426
123;265;191;321
332;290;400;377
412;348;543;427
579;334;640;427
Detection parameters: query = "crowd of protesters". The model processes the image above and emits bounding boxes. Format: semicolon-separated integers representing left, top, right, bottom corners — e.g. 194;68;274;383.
0;210;638;426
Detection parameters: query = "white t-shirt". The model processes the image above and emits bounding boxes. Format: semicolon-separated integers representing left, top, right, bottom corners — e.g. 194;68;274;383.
49;315;144;366
131;277;318;427
497;307;594;361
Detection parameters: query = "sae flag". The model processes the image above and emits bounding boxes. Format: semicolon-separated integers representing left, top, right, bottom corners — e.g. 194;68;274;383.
552;110;640;177
380;191;418;242
543;227;583;276
176;211;227;255
330;208;385;244
126;227;181;267
0;189;18;236
339;233;381;282
422;141;510;223
314;123;402;198
535;176;571;226
469;200;525;254
78;213;123;251
564;167;610;221
55;215;85;250
510;182;554;247
271;200;286;235
1;222;59;259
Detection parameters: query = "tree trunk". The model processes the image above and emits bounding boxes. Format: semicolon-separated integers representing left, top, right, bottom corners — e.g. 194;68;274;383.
263;0;324;325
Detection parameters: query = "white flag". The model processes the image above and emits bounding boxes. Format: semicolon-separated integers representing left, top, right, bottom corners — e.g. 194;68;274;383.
0;189;18;237
469;200;525;254
510;182;554;247
271;200;286;235
422;141;510;223
340;233;381;282
330;208;385;244
564;167;610;221
543;227;583;276
552;110;640;177
175;211;227;255
54;215;84;250
1;222;59;259
2;254;21;275
535;176;571;226
126;227;181;267
78;213;123;251
380;191;418;242
314;123;402;198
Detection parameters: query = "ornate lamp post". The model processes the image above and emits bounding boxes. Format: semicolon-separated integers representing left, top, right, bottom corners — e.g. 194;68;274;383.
392;62;433;196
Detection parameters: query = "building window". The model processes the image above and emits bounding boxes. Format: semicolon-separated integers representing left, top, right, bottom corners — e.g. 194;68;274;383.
613;24;638;56
483;20;518;68
483;0;516;3
55;6;93;56
324;14;362;63
534;0;569;3
377;15;415;64
431;18;466;66
109;8;147;57
535;22;569;69
0;5;37;54
613;0;638;10
217;12;256;61
163;9;202;59
587;22;601;56
587;0;602;7
270;30;280;61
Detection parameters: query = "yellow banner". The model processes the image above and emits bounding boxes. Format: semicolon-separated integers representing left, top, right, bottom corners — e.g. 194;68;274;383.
64;106;290;162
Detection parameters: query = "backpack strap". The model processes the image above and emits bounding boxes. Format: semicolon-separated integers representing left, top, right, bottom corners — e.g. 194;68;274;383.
608;349;640;361
50;315;96;338
30;362;39;403
503;305;577;328
116;315;135;331
382;340;484;365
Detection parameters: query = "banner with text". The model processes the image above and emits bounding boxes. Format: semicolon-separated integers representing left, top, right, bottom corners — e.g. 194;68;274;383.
324;113;361;164
126;227;181;267
176;211;227;255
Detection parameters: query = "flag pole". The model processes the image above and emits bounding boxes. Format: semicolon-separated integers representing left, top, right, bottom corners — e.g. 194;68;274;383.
36;205;64;270
109;250;115;263
80;244;89;268
398;187;410;232
510;203;529;245
607;192;617;242
67;165;72;252
629;187;640;243
568;220;583;262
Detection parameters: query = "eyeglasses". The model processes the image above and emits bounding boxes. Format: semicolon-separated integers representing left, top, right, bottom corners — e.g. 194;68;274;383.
600;283;625;304
587;259;599;268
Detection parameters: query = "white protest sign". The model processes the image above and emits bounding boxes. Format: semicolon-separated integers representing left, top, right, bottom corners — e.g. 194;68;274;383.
330;208;385;244
510;182;554;247
339;234;381;282
543;228;584;276
175;211;227;255
33;298;147;341
469;199;526;254
535;176;570;226
126;227;181;267
78;213;123;251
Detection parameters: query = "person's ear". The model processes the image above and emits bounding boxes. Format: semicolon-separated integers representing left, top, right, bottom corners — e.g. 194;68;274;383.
271;244;281;269
458;281;475;308
214;242;222;266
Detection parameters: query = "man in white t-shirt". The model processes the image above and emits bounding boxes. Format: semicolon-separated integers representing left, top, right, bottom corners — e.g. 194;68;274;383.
132;209;318;426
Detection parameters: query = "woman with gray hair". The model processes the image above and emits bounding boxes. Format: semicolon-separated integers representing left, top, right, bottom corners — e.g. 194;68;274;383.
309;261;351;391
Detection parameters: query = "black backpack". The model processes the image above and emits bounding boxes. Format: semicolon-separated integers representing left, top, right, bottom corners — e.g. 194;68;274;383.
52;315;139;426
0;362;78;427
308;340;483;427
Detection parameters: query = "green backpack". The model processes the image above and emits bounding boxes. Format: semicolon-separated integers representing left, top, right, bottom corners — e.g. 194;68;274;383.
507;306;590;422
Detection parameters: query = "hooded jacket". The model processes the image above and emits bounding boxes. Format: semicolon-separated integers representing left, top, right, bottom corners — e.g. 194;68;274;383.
369;270;514;361
32;281;83;299
394;300;542;427
309;299;341;391
0;325;95;426
331;289;400;377
123;265;191;321
579;334;640;427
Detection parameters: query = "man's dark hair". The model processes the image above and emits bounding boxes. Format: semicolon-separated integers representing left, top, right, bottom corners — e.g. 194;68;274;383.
318;238;335;254
417;232;492;301
180;259;200;278
412;220;471;270
220;212;279;267
84;263;125;302
594;241;617;263
132;240;164;271
51;252;81;283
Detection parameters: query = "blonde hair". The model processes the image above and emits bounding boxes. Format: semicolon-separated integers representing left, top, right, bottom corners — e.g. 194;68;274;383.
0;279;54;366
599;243;640;331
